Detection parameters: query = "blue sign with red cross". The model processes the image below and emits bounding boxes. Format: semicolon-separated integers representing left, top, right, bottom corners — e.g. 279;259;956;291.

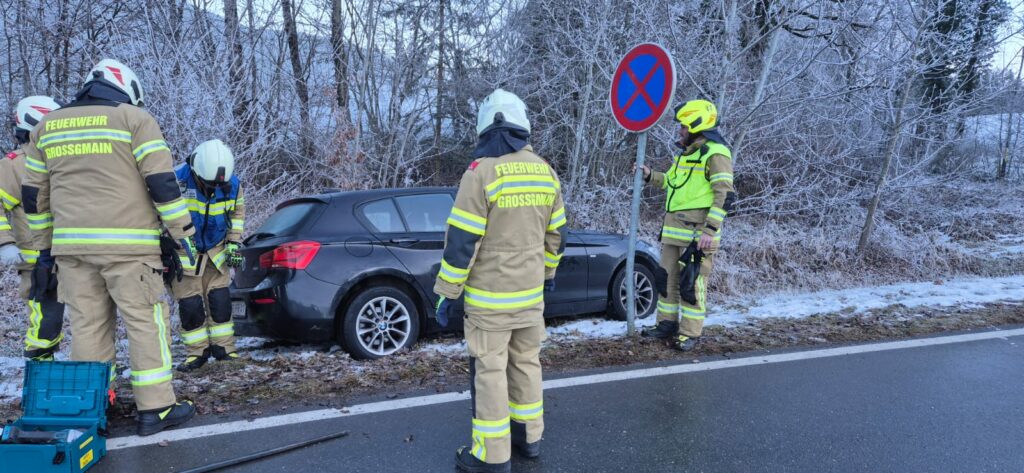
610;43;676;133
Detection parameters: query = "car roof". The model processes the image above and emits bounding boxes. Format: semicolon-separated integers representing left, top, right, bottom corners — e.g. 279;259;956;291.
277;187;456;210
328;186;456;203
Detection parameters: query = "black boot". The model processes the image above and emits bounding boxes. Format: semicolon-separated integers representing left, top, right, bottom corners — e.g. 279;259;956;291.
455;446;511;473
137;401;196;436
511;421;540;458
176;348;211;372
642;320;678;339
210;345;241;362
674;335;700;352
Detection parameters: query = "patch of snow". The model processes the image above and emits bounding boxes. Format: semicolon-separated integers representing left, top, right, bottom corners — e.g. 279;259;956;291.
417;340;467;355
235;337;272;349
0;357;25;403
247;345;320;362
991;235;1024;256
541;275;1024;341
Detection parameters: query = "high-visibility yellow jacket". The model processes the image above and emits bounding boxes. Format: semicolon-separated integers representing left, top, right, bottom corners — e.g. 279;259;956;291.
649;137;735;246
0;146;41;270
434;145;567;331
175;163;245;274
22;103;194;255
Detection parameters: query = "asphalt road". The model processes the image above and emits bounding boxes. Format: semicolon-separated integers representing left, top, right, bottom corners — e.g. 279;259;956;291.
96;331;1024;472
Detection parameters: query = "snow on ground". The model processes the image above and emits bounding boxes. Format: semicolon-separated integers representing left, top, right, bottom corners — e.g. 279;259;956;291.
237;337;332;362
0;357;23;401
2;274;1022;404
542;274;1024;340
991;235;1024;257
417;339;468;354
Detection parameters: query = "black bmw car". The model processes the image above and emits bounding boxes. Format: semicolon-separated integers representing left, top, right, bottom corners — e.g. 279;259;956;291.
231;187;659;359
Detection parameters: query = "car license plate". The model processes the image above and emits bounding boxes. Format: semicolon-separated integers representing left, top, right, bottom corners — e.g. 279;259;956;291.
231;301;248;318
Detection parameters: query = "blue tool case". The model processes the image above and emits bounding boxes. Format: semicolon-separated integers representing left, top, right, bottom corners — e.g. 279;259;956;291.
0;361;111;473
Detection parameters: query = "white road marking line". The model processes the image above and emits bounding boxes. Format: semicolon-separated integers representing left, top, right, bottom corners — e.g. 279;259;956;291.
108;327;1024;451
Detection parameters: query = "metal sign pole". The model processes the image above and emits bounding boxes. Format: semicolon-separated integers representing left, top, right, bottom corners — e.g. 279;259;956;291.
625;131;648;336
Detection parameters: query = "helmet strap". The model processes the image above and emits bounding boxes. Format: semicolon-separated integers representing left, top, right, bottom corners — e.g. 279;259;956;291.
14;129;29;145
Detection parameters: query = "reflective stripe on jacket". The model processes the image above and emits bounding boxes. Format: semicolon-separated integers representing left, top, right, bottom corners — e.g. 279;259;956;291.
22;103;194;255
434;146;566;331
174;163;244;258
0;148;37;271
650;137;735;239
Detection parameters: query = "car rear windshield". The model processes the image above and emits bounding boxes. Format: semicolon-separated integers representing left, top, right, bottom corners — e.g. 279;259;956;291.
257;202;322;237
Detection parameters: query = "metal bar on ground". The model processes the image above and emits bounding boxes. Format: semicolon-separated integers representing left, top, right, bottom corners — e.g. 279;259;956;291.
178;430;349;473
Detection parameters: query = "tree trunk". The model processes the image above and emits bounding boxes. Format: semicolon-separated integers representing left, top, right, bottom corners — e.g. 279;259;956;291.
281;0;312;157
223;0;251;143
998;49;1024;180
857;78;913;254
432;0;446;184
331;0;349;119
733;27;780;153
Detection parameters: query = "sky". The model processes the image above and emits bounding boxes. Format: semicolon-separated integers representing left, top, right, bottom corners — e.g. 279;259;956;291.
994;1;1024;73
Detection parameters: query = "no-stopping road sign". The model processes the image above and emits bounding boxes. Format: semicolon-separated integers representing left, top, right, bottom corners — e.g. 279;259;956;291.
610;43;677;133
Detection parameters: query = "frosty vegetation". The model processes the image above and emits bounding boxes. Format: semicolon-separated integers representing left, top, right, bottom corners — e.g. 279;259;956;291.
1;0;1023;297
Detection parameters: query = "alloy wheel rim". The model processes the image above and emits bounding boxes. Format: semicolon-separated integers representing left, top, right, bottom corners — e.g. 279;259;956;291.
355;296;411;356
620;271;655;319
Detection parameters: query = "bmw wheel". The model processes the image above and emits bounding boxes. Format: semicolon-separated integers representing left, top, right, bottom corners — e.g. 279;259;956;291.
341;285;420;360
608;264;657;321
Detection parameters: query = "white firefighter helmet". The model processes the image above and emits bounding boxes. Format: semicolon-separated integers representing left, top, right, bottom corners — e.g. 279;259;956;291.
85;58;145;106
476;88;530;136
190;139;235;184
13;96;60;132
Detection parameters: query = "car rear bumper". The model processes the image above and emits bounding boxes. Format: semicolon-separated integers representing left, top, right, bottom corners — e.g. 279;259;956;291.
231;271;341;343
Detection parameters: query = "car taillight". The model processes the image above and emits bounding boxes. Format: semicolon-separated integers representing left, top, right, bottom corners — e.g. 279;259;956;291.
259;241;321;270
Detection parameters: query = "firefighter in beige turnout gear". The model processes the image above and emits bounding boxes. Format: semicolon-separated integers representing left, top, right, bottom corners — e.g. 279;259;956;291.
434;89;566;473
22;59;197;436
173;139;245;372
639;99;736;351
3;96;65;360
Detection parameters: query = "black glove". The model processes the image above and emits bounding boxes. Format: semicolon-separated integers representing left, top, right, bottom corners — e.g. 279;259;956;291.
159;235;184;285
29;249;56;302
654;267;669;298
544;278;556;292
678;242;704;305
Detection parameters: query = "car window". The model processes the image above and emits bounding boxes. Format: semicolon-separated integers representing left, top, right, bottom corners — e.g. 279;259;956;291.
361;199;406;233
394;194;453;232
258;202;322;237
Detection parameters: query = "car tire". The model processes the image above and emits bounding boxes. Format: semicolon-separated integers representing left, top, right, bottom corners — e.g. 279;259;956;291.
608;263;657;321
340;285;420;360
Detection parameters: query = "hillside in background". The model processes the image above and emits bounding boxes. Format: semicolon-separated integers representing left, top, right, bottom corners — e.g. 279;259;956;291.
1;0;1023;295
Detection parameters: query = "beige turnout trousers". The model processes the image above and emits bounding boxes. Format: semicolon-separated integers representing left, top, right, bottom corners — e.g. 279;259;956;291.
466;317;546;464
170;256;234;358
57;254;175;411
657;220;718;338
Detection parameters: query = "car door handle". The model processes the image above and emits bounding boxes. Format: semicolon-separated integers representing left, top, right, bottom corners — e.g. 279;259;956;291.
390;238;419;247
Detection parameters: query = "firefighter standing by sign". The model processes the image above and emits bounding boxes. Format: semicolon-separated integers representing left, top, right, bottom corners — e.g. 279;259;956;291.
638;99;735;351
172;139;245;372
434;89;566;473
22;58;198;436
2;96;65;360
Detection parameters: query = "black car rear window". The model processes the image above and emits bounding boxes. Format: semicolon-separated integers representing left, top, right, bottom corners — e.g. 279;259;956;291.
258;202;322;237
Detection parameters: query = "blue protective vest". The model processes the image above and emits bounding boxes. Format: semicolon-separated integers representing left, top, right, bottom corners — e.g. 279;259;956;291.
175;163;240;253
